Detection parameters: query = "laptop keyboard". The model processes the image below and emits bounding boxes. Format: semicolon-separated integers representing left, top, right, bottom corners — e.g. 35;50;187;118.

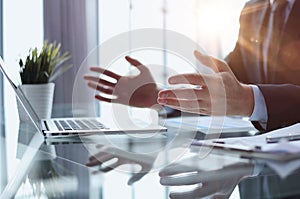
54;119;106;131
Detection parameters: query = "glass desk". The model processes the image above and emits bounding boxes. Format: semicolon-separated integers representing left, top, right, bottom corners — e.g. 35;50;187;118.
1;103;300;199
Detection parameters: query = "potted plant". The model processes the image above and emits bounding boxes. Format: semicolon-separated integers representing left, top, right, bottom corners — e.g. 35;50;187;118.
17;41;72;120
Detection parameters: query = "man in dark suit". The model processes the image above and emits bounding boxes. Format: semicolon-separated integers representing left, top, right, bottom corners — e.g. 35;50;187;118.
225;1;300;198
84;0;300;132
226;0;300;131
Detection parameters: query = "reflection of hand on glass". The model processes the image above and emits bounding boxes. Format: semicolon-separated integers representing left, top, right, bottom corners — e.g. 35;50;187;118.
28;160;77;198
85;145;156;185
83;56;160;109
158;50;254;116
159;155;254;199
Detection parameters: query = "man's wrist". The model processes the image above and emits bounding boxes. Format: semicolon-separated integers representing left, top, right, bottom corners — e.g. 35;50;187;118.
241;84;254;117
249;85;268;123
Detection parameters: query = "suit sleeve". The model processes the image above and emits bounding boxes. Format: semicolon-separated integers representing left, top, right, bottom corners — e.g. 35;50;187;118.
225;24;249;84
253;84;300;131
225;1;252;84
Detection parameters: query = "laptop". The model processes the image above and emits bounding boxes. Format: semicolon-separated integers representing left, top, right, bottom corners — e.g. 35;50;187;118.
0;57;167;138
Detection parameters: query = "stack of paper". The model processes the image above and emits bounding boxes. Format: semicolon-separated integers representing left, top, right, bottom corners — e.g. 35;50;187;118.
165;116;257;134
192;123;300;161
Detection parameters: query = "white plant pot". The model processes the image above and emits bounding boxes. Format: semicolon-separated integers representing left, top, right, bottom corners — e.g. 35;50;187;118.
17;83;55;121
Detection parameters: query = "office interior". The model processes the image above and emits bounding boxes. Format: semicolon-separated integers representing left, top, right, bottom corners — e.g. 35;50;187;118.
1;0;300;199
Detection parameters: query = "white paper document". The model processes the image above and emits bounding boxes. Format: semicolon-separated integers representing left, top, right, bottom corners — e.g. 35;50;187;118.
165;116;257;133
192;123;300;161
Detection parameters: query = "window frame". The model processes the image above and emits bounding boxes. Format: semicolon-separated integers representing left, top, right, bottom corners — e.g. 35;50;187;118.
0;0;4;134
0;0;8;193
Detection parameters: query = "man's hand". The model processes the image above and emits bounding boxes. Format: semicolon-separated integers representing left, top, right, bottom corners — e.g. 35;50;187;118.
84;56;160;109
157;50;254;116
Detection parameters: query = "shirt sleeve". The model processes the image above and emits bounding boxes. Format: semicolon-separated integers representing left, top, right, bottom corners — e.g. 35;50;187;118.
249;85;268;127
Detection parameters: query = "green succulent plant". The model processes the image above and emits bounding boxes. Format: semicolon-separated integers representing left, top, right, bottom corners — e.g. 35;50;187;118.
19;41;72;84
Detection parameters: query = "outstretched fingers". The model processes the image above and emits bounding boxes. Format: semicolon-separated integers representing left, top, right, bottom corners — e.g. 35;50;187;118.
87;82;113;95
157;98;209;114
95;95;114;103
158;87;209;100
89;66;121;80
169;73;205;85
84;76;116;88
194;50;232;73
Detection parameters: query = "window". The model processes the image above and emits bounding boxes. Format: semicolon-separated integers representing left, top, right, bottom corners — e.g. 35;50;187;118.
0;0;6;193
96;0;247;123
2;0;43;179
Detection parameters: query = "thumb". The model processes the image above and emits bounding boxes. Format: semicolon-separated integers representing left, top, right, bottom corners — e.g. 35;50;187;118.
127;172;148;185
125;56;148;73
194;50;232;73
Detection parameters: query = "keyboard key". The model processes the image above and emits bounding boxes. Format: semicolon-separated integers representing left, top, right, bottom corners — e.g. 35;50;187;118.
66;120;81;130
54;120;63;131
54;119;107;131
59;120;72;130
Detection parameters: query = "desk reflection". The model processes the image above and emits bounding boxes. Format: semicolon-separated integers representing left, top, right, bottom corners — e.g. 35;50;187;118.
86;144;156;185
159;155;253;199
158;153;300;199
25;159;78;198
9;111;300;199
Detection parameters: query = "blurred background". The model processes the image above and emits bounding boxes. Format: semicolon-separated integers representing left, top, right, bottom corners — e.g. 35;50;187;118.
2;0;247;103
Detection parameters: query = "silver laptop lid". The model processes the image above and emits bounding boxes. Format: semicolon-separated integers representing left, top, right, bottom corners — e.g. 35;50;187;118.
0;57;43;132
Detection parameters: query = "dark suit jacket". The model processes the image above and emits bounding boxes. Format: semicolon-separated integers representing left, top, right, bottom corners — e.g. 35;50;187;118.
226;0;300;131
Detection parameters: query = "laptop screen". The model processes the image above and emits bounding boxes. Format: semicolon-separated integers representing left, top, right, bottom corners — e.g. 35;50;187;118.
0;57;43;133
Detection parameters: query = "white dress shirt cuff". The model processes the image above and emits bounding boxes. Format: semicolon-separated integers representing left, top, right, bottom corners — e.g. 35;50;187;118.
249;85;268;125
